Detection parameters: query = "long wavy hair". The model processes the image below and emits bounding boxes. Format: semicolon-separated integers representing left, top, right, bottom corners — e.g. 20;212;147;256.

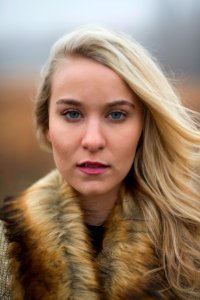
35;27;200;298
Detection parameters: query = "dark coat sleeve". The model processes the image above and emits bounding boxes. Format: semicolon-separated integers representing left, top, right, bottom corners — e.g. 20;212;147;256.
0;220;12;300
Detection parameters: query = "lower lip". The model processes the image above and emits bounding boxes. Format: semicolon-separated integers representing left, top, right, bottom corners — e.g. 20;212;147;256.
78;166;109;175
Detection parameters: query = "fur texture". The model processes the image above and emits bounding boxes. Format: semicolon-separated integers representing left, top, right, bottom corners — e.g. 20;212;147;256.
2;170;177;299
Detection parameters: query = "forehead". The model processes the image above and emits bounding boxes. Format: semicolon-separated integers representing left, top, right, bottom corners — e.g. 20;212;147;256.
52;56;128;89
50;56;140;107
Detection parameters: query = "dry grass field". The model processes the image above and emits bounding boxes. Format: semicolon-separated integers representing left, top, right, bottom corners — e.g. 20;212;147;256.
0;75;54;202
0;75;199;203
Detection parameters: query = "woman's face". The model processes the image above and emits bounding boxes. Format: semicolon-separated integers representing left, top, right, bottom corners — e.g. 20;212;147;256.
47;56;143;198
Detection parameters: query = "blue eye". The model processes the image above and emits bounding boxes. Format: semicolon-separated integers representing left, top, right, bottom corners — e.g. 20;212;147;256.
61;110;82;121
108;111;126;120
66;111;80;119
64;110;81;120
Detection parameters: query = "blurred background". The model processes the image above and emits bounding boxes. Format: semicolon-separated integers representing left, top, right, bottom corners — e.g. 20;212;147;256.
0;0;200;201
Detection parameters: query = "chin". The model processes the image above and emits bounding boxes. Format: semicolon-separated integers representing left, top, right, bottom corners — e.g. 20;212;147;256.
67;178;119;198
77;188;105;197
74;183;112;198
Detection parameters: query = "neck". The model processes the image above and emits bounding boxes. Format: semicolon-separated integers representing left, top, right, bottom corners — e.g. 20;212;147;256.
78;189;120;226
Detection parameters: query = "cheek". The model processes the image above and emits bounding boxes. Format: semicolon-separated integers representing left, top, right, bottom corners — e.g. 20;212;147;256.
47;120;74;151
125;125;142;152
124;142;138;164
120;128;142;167
47;126;68;160
51;136;71;157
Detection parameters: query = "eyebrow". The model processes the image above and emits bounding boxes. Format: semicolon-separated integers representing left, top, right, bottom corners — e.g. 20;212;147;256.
56;99;82;106
56;98;136;108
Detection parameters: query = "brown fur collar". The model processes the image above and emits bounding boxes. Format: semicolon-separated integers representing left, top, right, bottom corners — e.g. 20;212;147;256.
2;170;175;299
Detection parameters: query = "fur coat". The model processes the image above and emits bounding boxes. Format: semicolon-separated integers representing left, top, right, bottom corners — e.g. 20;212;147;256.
0;170;178;300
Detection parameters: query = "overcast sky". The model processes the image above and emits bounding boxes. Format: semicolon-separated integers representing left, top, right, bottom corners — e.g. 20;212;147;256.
0;0;159;37
0;0;200;74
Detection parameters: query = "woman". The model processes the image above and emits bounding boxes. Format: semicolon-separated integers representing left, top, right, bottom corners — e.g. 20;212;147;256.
0;27;199;300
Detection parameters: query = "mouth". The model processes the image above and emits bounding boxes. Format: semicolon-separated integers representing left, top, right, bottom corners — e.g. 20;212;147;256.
77;161;110;175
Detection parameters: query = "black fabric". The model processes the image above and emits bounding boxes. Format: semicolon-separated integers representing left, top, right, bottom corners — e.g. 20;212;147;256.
86;224;105;254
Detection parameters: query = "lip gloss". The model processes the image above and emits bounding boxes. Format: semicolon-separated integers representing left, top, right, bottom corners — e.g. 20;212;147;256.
77;161;110;175
78;166;109;175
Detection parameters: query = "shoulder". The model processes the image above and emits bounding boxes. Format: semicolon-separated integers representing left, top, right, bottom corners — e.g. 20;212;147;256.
0;170;67;300
0;169;76;237
0;220;12;299
0;220;9;259
0;169;70;220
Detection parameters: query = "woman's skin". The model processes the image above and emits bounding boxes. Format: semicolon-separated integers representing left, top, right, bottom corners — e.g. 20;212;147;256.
47;56;144;225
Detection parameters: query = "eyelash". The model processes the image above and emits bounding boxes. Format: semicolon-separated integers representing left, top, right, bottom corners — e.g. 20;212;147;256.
61;109;82;122
107;111;127;121
61;109;127;122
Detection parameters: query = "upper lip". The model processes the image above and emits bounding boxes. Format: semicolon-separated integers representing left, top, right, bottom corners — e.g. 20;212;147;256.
77;161;109;167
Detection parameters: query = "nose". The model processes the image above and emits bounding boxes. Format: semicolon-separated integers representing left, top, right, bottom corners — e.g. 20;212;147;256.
81;119;106;152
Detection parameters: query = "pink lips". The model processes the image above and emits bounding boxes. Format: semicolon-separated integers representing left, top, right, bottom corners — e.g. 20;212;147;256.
77;161;110;175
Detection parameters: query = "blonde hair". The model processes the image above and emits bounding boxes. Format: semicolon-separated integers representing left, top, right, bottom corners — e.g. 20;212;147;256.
35;27;200;298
